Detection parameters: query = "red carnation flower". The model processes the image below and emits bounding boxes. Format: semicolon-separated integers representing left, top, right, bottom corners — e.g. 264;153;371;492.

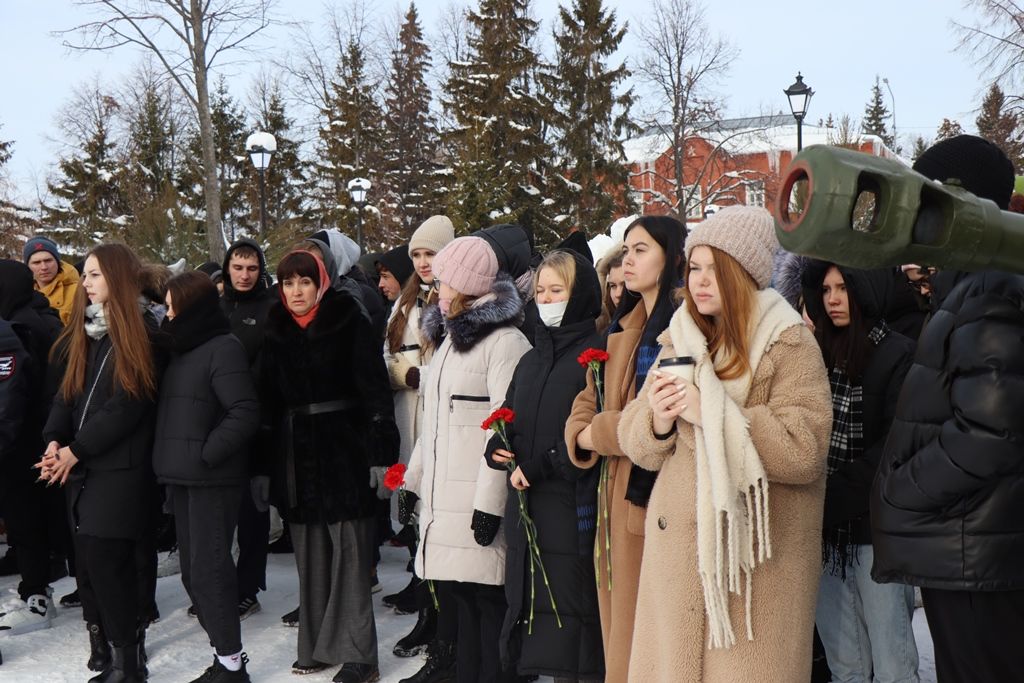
577;348;610;366
481;407;516;431
383;463;408;491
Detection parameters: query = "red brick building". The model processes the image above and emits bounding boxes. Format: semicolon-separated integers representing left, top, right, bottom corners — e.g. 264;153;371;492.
623;114;902;221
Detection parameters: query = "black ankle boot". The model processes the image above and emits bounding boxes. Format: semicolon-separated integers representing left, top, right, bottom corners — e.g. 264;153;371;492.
88;623;112;672
398;640;455;683
392;606;437;657
88;642;144;683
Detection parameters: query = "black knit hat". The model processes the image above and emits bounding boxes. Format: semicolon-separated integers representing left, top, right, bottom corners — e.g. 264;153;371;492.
913;134;1015;210
376;245;414;286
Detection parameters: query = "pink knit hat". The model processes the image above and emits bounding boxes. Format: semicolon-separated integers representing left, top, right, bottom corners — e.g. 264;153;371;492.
432;236;498;297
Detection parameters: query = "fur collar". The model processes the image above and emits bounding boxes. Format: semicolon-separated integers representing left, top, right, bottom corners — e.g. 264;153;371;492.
420;275;524;353
265;288;361;343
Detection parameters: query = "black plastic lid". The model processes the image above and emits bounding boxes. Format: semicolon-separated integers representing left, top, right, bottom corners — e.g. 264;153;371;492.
659;356;695;367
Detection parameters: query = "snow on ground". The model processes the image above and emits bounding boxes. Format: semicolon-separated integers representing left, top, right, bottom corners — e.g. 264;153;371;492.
0;542;937;682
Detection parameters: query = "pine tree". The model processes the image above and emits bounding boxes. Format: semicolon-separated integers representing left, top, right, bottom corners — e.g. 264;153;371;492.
541;0;637;236
120;78;205;264
381;3;442;236
247;80;309;261
442;0;556;245
976;83;1024;171
911;136;930;162
41;90;129;253
0;129;39;259
935;118;964;141
179;78;249;244
310;39;387;249
861;76;893;147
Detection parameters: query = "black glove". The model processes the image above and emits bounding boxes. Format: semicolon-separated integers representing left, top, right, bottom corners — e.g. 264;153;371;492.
471;509;501;547
405;366;420;389
398;490;419;526
250;476;270;513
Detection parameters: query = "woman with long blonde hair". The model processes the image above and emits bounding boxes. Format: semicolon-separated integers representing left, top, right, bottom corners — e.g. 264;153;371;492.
39;243;162;683
619;206;832;681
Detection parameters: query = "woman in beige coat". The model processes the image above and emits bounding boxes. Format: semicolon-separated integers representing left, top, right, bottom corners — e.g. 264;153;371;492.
564;216;686;683
619;206;832;682
405;236;531;683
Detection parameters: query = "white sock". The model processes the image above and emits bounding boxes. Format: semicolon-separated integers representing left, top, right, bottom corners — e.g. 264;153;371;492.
217;651;243;672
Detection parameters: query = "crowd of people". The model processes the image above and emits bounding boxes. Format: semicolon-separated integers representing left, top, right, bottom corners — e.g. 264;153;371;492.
0;132;1022;683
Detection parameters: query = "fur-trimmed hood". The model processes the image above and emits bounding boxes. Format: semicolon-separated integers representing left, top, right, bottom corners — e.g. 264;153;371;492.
420;274;524;353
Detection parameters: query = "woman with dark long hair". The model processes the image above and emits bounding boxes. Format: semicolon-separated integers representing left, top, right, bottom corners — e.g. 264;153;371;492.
39;243;162;683
262;250;399;683
619;206;832;681
801;261;920;683
155;271;259;682
564;215;685;683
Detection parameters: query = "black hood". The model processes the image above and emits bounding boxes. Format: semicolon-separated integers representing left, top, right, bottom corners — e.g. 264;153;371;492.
472;224;533;279
221;238;269;301
556;231;593;265
560;250;602;328
801;260;893;325
160;288;231;353
0;259;36;319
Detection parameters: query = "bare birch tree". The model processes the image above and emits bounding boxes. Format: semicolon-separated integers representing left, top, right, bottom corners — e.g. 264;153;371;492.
633;0;736;224
59;0;274;261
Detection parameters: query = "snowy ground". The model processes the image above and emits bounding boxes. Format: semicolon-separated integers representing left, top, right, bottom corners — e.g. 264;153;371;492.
0;543;937;682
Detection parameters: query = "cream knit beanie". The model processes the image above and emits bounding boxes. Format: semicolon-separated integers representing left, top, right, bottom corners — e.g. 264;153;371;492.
684;206;778;289
408;215;456;257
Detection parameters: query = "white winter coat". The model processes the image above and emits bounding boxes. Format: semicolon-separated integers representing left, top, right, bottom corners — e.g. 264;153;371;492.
406;276;531;585
384;293;430;464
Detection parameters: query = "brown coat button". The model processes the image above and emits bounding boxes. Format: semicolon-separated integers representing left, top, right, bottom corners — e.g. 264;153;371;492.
658;516;667;530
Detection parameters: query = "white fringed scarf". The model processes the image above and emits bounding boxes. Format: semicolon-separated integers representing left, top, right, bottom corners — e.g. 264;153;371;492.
667;288;804;649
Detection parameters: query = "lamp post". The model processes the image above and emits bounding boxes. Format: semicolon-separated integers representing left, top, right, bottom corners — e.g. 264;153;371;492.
245;131;277;237
347;177;371;252
784;73;814;152
883;77;896;150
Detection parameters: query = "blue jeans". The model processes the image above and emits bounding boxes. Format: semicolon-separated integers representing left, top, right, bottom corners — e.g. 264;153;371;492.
815;544;919;683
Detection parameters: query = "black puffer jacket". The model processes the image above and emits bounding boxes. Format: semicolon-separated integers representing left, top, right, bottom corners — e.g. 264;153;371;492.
153;295;258;487
0;261;62;472
0;318;30;456
43;317;164;539
262;287;399;524
872;270;1024;590
484;252;604;678
802;263;916;543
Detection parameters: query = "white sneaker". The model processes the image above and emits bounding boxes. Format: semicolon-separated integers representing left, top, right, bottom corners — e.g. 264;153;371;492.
0;595;53;635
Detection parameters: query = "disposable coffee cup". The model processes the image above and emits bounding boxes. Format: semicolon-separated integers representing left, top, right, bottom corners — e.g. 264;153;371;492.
658;356;695;384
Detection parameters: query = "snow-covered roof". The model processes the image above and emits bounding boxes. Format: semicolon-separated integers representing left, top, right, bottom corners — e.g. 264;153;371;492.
623;116;906;166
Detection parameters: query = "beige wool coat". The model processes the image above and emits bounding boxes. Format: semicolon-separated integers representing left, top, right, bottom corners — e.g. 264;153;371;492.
564;303;650;683
619;300;831;682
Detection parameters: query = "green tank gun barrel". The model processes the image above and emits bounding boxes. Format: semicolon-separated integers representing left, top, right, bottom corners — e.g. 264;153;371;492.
772;145;1024;273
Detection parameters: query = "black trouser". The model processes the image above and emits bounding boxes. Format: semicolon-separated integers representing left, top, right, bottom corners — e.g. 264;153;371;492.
434;580;458;642
235;485;268;601
450;581;516;683
76;535;142;647
922;587;1024;682
170;484;243;655
6;476;69;600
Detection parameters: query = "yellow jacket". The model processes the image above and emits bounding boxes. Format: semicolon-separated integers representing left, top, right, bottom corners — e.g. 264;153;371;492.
36;261;79;325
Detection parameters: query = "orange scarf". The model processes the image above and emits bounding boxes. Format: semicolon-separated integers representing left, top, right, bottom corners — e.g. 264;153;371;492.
281;251;331;330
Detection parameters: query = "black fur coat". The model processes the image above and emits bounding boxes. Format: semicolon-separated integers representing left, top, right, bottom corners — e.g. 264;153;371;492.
262;288;399;524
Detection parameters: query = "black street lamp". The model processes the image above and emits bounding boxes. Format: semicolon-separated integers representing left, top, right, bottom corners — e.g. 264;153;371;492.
245;131;277;237
784;73;814;152
347;177;371;252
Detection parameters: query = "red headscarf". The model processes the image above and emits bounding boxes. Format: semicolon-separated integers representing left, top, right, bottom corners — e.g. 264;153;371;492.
280;251;331;330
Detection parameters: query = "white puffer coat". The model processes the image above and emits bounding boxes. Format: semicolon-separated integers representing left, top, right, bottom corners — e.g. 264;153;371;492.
406;276;531;585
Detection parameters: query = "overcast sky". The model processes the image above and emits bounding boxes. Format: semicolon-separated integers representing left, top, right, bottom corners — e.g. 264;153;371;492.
0;0;986;202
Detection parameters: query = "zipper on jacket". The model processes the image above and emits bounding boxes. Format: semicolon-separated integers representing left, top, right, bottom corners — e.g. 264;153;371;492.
449;394;489;413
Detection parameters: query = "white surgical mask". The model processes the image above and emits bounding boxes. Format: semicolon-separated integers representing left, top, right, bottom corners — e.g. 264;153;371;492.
537;300;568;328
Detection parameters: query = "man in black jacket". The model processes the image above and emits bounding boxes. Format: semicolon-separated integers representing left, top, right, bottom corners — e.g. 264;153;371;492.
217;239;275;620
0;260;64;635
871;135;1024;681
